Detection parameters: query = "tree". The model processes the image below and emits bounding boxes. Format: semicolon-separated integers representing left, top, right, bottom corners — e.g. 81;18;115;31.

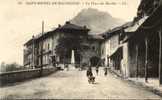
90;56;100;66
55;34;89;64
0;62;6;72
0;62;23;72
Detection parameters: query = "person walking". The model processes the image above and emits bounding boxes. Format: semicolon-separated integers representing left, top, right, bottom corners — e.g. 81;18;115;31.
87;67;93;78
96;66;99;76
86;67;95;84
104;67;108;76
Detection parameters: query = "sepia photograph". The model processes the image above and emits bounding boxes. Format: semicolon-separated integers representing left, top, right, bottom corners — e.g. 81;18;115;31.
0;0;162;99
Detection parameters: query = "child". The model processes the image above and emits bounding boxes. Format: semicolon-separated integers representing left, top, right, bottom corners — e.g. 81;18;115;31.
86;67;95;84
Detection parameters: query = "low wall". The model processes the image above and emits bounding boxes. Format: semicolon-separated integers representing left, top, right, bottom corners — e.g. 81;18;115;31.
0;67;58;86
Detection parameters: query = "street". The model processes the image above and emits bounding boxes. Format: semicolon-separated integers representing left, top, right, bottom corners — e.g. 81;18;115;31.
0;68;161;99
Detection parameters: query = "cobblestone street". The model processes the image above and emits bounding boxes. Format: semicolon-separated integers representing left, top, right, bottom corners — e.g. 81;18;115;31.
0;68;161;99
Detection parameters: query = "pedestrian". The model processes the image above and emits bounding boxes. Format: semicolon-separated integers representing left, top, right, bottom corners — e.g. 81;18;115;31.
104;67;108;76
65;63;68;71
102;58;105;66
86;67;93;78
96;66;99;75
86;67;95;84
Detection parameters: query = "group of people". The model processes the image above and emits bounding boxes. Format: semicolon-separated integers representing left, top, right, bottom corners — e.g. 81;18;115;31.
86;66;108;84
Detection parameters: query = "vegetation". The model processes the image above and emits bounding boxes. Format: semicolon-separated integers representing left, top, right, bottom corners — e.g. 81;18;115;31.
0;62;26;73
55;34;90;64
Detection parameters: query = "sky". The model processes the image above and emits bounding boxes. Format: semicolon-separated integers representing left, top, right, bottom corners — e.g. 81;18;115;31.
0;0;140;65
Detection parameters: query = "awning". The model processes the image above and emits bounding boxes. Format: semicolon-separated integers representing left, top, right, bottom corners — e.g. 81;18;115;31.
122;4;162;43
124;16;148;33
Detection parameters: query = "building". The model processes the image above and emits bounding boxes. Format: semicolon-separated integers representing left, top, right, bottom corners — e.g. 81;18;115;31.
23;21;103;69
99;0;162;85
23;0;162;85
100;22;132;77
121;0;162;84
86;35;103;66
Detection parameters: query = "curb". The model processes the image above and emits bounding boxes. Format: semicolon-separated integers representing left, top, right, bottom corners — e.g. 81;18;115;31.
108;69;162;97
127;79;162;97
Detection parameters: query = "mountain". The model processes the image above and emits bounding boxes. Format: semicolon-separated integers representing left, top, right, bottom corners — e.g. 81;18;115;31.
71;8;125;34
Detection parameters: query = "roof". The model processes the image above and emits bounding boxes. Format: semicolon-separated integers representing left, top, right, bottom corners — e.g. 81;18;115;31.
102;22;133;39
121;16;150;42
124;16;148;32
138;0;153;10
24;30;56;46
88;34;104;40
139;4;162;30
24;38;34;46
122;4;162;42
24;21;90;46
58;22;90;31
109;46;123;58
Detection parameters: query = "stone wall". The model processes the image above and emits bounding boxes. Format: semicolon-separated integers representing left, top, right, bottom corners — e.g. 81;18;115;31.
81;40;101;66
128;39;146;77
121;42;129;78
0;67;58;86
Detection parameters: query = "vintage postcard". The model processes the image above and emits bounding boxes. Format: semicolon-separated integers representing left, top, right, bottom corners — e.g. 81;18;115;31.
0;0;162;99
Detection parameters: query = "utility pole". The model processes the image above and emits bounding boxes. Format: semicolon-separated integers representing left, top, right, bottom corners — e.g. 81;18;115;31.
159;27;162;85
145;36;148;83
136;45;139;79
32;35;35;69
40;21;44;76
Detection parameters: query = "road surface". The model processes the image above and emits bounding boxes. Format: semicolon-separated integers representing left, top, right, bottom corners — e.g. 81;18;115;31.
0;68;161;99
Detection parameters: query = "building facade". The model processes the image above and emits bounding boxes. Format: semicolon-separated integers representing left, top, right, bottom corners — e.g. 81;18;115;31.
23;0;162;85
101;23;132;77
121;0;162;84
24;21;103;69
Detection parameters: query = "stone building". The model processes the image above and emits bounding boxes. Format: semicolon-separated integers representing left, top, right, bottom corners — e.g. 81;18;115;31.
85;35;103;66
121;0;162;84
23;21;103;68
100;22;132;77
23;0;162;85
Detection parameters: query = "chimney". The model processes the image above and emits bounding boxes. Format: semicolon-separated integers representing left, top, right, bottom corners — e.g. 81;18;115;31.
58;24;61;28
65;21;70;24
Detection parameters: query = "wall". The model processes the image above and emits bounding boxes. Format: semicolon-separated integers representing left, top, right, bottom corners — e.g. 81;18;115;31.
42;37;53;65
101;34;120;67
128;40;138;77
100;39;110;66
121;42;130;77
100;41;106;60
52;33;60;55
24;45;33;68
81;40;101;65
109;34;121;70
110;35;119;56
37;33;60;67
103;39;110;66
125;29;161;78
127;39;146;77
0;67;58;86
